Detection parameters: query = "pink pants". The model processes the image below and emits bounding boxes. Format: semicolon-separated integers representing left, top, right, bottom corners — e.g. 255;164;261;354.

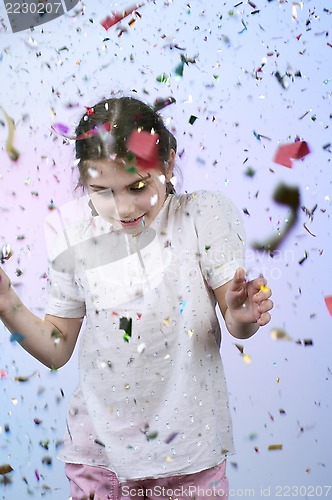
65;460;229;500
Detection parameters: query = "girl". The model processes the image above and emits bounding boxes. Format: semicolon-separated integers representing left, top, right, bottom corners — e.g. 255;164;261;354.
0;96;273;499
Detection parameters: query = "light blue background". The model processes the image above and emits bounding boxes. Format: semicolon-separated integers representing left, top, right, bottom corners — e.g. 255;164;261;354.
0;1;331;498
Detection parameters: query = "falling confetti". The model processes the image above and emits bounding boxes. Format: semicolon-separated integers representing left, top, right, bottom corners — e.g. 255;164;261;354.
0;107;20;161
13;371;37;382
235;343;252;363
268;444;283;451
270;328;293;341
0;244;13;263
127;130;160;171
10;332;25;343
100;3;144;30
252;183;300;252
324;296;332;316
152;96;176;112
0;464;13;475
273;141;310;167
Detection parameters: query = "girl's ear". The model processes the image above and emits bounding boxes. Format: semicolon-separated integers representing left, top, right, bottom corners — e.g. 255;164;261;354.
165;149;175;182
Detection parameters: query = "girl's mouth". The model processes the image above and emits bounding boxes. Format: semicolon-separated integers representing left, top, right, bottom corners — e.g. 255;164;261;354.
120;215;145;227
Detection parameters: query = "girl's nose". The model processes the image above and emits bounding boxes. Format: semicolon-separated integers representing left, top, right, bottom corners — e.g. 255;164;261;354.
113;193;135;219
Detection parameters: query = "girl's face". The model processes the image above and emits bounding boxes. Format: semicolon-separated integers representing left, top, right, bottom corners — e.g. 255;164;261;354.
86;156;173;234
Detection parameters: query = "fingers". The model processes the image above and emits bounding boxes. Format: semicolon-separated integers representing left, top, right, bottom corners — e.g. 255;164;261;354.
257;311;272;327
229;267;247;291
234;267;246;282
256;297;273;326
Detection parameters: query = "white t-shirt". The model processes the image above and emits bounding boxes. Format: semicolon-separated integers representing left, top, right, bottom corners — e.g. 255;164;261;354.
45;190;245;481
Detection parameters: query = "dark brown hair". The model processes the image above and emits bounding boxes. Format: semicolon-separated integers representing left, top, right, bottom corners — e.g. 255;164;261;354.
75;96;177;194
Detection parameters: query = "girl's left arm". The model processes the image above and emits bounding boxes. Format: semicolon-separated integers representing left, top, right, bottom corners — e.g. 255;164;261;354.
214;267;273;340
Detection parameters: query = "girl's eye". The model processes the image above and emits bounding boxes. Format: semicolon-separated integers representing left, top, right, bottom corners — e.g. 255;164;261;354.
131;181;146;191
95;189;113;197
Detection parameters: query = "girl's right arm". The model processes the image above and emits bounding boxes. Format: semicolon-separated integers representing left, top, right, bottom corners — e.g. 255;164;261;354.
0;267;83;369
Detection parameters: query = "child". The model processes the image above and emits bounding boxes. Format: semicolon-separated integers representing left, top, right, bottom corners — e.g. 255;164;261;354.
0;96;273;500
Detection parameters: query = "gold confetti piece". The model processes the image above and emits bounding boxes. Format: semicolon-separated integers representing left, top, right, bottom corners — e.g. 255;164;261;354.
260;285;270;293
163;317;170;327
268;444;283;450
165;455;173;462
270;328;293;341
0;464;13;475
187;329;194;338
0;107;20;161
235;343;252;363
13;370;37;382
243;354;252;364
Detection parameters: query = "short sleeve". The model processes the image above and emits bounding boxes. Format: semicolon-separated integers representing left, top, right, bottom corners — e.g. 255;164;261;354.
192;190;246;289
44;209;86;319
45;253;86;319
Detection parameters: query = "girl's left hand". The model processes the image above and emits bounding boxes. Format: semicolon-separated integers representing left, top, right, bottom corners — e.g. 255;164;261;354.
225;268;273;326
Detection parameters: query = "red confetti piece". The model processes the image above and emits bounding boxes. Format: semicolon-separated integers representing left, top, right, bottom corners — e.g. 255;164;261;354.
85;106;95;116
0;369;9;379
101;3;144;31
127;130;160;171
324;296;332;316
273;141;310;168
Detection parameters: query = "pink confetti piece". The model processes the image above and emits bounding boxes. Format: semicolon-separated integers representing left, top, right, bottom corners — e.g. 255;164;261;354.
0;369;9;379
51;122;70;135
101;3;144;30
127;130;160;171
324;296;332;316
273;141;310;168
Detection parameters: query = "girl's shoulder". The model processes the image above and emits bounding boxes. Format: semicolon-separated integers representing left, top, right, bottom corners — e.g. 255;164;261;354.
173;190;238;215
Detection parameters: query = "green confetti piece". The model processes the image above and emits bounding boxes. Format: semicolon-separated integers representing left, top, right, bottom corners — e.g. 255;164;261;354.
174;61;185;77
244;167;256;177
124;166;137;174
119;317;132;342
156;73;171;85
146;431;158;440
189;115;198;125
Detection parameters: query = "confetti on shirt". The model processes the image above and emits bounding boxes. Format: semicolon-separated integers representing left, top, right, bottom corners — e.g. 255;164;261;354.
273;141;310;168
119;317;133;342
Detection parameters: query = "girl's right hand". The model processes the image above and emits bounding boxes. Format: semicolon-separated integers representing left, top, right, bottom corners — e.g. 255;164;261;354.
0;266;12;316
